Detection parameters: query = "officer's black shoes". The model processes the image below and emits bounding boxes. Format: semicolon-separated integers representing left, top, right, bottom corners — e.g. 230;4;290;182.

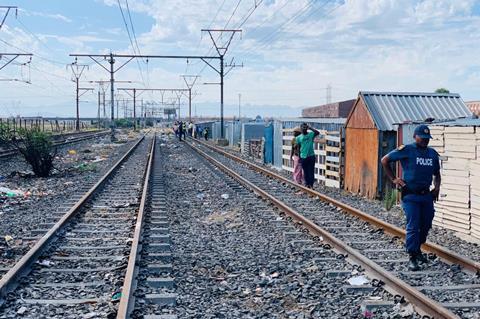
408;256;420;271
416;252;428;264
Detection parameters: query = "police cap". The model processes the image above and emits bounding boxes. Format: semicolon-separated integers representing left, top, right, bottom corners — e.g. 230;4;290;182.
414;124;432;139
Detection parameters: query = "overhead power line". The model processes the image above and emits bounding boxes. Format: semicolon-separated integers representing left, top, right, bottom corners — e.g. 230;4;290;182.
116;0;147;88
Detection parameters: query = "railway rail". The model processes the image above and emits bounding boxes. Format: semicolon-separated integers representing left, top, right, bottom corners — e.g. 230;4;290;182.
186;138;480;319
0;130;110;158
0;134;153;318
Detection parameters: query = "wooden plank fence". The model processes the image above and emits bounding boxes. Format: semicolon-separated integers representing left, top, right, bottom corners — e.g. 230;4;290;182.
281;128;344;188
429;125;480;240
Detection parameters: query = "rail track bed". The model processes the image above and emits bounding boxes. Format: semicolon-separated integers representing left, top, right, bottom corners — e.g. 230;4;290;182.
0;135;143;282
186;139;480;319
119;139;417;318
0;135;152;318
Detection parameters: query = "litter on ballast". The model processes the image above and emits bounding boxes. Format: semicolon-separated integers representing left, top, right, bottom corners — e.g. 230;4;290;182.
0;187;24;197
37;259;53;267
68;150;77;155
221;193;230;200
347;275;369;286
392;302;414;317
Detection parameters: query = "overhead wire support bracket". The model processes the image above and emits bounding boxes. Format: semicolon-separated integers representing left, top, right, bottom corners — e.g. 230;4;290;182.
0;53;32;72
0;6;18;30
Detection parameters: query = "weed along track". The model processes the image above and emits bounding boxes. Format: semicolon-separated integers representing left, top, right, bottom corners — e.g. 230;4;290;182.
0;135;153;318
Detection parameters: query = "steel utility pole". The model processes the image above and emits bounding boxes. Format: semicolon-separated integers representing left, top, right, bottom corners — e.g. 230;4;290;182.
181;75;199;122
118;88;189;130
201;29;242;139
238;93;241;119
69;53;219;139
68;62;92;131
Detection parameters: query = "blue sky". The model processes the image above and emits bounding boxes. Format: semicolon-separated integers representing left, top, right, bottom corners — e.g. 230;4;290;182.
1;0;480;118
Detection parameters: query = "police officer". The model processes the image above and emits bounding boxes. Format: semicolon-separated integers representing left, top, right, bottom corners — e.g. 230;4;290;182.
381;124;441;271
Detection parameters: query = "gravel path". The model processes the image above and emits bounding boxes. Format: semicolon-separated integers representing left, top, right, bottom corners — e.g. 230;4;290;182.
0;130;141;269
214;143;480;263
147;139;413;319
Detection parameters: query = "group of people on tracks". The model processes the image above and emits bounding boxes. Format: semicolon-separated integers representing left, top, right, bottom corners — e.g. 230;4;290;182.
291;122;440;271
172;121;209;141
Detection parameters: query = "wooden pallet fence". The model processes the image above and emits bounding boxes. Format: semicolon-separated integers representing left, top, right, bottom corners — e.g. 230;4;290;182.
281;128;343;188
430;125;480;238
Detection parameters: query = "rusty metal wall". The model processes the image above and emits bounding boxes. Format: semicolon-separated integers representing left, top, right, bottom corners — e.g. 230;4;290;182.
344;128;379;198
346;97;376;129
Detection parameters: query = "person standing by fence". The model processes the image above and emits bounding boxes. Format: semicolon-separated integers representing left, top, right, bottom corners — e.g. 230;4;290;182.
296;123;319;188
290;128;304;185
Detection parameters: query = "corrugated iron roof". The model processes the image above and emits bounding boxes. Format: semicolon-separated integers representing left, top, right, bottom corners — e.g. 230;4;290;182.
360;91;472;131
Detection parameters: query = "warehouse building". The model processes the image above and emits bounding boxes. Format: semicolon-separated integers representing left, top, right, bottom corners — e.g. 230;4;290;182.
302;99;355;118
344;91;472;199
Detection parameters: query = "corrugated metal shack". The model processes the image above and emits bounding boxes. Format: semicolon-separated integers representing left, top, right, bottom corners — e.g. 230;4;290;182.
399;119;480;240
302;99;355;118
344;91;472;199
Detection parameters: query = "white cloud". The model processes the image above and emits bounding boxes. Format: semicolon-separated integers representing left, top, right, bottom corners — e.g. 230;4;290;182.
3;0;480;118
21;9;72;23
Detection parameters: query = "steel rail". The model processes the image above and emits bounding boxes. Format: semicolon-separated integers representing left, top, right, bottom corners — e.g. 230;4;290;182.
190;138;480;275
116;134;156;318
0;135;146;303
186;140;459;319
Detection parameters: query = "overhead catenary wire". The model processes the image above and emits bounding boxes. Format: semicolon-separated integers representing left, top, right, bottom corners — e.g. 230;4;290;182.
116;0;147;89
185;0;228;74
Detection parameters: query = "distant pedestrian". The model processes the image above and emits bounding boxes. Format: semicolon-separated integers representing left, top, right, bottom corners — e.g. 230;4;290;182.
181;122;187;140
178;121;184;141
381;124;441;271
188;122;194;137
295;123;319;188
173;122;179;138
203;127;209;141
290;128;304;185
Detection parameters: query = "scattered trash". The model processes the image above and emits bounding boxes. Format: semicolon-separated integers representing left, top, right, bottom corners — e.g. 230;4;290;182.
68;150;77;155
75;163;97;172
17;306;27;315
392;302;414;317
4;235;14;247
37;259;53;267
196;193;205;199
347;275;369;286
111;291;122;302
64;181;74;186
221;194;230;200
91;156;106;163
0;187;24;197
83;312;100;319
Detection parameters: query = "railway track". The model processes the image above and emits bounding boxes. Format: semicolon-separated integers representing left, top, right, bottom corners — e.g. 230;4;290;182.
117;136;177;319
0;134;153;318
121;138;404;318
0;130;110;158
186;139;480;319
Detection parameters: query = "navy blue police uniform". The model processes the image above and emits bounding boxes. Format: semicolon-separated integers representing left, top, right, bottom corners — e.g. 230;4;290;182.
386;128;440;257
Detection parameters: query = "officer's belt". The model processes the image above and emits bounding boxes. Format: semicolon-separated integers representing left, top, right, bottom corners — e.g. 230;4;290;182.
401;187;430;196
